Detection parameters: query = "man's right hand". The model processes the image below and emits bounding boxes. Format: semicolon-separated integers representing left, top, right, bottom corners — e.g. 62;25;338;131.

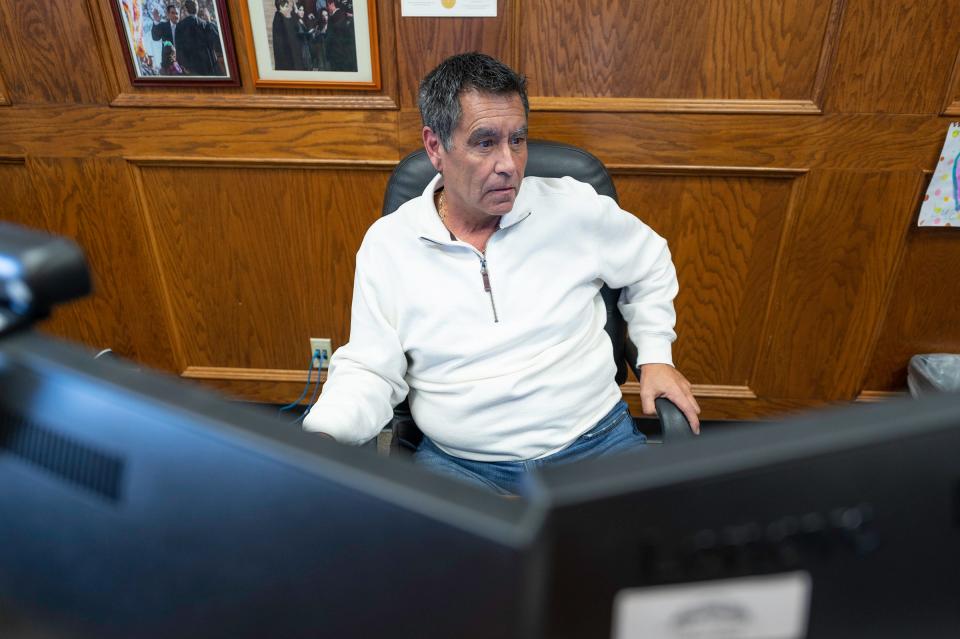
151;8;161;22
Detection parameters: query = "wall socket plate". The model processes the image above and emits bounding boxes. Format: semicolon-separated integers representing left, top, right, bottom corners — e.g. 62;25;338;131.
309;338;332;369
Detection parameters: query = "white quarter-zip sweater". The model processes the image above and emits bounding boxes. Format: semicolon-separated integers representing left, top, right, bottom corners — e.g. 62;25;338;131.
303;174;679;462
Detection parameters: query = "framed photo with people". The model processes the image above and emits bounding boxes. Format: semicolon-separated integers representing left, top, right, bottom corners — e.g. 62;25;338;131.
240;0;381;89
109;0;241;86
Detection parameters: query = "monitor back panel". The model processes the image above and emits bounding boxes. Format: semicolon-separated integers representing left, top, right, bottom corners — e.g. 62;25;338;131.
538;399;960;638
0;332;545;639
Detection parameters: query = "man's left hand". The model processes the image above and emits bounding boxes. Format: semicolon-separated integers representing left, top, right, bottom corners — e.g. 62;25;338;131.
638;364;701;434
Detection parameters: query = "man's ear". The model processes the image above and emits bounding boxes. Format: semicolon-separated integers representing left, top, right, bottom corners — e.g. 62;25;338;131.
422;126;443;173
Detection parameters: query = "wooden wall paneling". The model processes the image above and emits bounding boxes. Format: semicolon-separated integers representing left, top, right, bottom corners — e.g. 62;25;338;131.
827;0;960;115
862;229;960;392
134;160;389;388
1;103;948;171
395;0;514;110
614;169;799;397
80;0;125;103
0;157;179;372
0;0;111;104
0;157;37;219
753;169;923;400
0;105;399;161
623;393;826;424
522;0;842;113
529;112;946;172
942;46;960;116
0;67;10;106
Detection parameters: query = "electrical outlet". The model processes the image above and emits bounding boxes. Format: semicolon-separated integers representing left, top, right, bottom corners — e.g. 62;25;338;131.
309;338;332;369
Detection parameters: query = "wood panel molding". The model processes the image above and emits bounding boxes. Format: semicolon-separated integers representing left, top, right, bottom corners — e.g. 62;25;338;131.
0;105;400;160
128;157;399;170
111;93;398;110
623;393;823;423
856;390;908;402
183;366;328;384
608;165;806;178
622;382;757;400
530;98;823;115
4;105;950;170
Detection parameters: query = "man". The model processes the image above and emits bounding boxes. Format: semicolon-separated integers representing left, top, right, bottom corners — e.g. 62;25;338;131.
174;0;218;76
304;53;700;495
324;0;356;72
150;4;178;46
272;0;305;71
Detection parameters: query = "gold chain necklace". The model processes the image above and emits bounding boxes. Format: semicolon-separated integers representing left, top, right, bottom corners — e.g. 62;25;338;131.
437;190;447;223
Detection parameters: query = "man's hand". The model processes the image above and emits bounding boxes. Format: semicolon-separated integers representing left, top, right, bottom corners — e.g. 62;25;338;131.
638;363;701;434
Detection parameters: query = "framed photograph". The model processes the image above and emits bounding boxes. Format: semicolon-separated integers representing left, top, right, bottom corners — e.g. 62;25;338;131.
110;0;240;86
241;0;381;90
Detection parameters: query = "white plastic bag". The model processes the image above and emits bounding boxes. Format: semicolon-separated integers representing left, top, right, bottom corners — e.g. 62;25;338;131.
907;354;960;397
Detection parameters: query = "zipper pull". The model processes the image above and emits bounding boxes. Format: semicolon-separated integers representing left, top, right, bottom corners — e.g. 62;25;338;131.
480;258;492;292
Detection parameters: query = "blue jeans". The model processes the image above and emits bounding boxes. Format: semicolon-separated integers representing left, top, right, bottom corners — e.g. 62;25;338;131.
412;400;646;495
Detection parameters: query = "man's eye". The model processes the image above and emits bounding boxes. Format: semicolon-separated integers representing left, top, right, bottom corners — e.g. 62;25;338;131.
511;136;526;146
478;140;494;148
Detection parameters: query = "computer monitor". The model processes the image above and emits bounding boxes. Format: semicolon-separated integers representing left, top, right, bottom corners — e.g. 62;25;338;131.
2;218;959;638
0;329;548;639
4;331;960;639
533;392;960;638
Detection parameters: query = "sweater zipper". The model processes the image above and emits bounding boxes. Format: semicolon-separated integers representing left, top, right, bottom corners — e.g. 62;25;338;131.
479;256;499;323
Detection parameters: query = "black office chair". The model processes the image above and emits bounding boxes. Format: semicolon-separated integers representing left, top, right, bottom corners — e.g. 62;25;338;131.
381;140;693;453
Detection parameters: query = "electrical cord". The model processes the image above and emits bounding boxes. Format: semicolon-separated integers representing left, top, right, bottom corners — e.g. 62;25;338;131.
292;351;326;425
279;348;324;416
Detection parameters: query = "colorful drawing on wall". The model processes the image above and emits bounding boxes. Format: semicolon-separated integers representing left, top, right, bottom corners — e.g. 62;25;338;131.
110;0;240;86
240;0;380;89
919;123;960;227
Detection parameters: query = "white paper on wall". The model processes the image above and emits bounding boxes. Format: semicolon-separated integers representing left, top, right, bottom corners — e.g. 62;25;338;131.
400;0;496;17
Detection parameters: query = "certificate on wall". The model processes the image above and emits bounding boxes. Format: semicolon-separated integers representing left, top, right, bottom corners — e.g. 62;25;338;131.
400;0;496;17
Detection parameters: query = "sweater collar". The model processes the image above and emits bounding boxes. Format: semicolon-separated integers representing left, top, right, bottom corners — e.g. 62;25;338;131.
417;174;533;243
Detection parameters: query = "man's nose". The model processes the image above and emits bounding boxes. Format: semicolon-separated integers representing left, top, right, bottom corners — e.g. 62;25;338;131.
494;142;518;176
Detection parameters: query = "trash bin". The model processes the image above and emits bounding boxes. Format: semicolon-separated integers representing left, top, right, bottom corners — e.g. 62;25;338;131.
907;354;960;398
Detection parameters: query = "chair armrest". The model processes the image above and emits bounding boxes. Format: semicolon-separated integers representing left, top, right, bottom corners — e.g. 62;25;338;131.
655;397;696;441
388;400;423;455
625;339;696;442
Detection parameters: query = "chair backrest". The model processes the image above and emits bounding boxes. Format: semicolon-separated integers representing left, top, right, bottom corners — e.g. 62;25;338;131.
381;140;629;387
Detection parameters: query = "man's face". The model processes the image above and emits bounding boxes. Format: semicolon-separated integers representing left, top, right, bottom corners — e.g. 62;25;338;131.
280;1;293;16
167;6;179;22
424;90;528;221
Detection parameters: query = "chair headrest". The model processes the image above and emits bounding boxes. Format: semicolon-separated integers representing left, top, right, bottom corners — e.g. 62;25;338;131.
382;139;618;216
